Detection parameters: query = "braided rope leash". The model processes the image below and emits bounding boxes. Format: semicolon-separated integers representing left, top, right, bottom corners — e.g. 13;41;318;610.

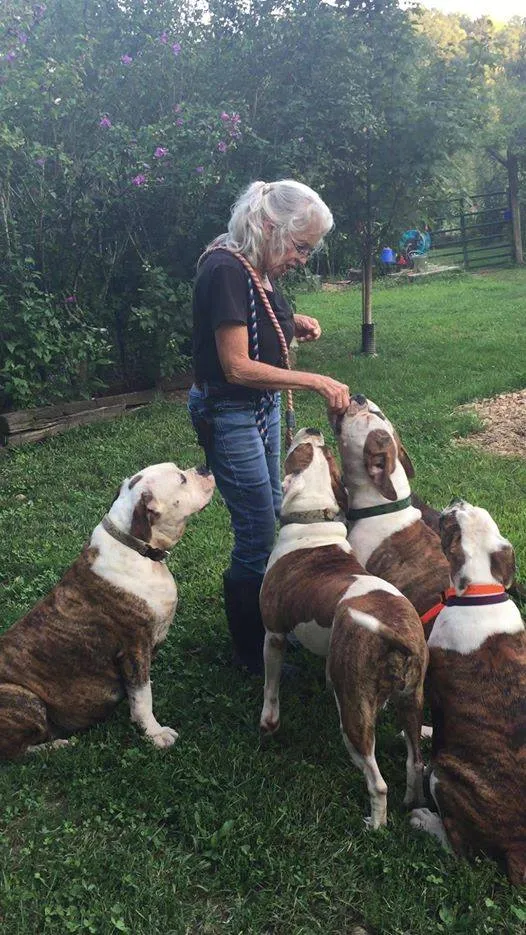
227;250;296;450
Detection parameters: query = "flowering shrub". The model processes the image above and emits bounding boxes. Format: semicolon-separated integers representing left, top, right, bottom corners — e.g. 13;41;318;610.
0;0;244;407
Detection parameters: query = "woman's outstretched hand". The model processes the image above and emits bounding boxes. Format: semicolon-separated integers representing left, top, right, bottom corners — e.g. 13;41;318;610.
294;314;321;342
312;375;350;414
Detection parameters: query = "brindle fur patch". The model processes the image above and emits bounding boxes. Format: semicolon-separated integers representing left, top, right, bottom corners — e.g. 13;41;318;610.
363;429;398;501
490;545;516;589
260;546;364;633
428;631;526;883
366;521;450;628
284;442;314;475
322;446;348;513
0;546;171;760
439;513;466;588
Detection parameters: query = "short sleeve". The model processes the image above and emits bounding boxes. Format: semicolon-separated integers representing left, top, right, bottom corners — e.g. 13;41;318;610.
205;260;249;332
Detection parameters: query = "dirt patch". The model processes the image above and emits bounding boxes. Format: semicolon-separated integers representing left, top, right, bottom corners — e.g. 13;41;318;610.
455;389;526;458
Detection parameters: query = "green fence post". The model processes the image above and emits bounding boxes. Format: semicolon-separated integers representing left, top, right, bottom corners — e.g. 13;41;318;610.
459;198;469;269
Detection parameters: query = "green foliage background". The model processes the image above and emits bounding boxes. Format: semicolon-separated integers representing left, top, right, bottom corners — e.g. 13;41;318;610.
0;0;525;407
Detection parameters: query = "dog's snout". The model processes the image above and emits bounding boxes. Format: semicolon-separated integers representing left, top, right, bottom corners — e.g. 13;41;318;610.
448;497;464;508
196;464;212;477
351;393;367;406
305;427;322;437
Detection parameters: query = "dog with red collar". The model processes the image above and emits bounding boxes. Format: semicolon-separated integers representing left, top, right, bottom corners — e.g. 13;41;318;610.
410;499;526;885
334;395;450;636
0;462;215;759
259;428;428;828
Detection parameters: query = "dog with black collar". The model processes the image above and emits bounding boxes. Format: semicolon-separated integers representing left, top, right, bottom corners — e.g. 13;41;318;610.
0;462;215;759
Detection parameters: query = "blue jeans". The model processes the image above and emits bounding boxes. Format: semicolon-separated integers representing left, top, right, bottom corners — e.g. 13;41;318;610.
188;385;282;580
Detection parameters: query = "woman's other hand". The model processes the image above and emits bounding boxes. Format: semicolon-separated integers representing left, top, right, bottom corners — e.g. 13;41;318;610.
293;314;321;342
311;374;350;414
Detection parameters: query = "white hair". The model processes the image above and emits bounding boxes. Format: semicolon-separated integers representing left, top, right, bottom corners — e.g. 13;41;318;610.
199;179;334;269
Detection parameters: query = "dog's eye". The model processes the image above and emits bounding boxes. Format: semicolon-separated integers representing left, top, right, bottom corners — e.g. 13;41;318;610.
179;473;187;485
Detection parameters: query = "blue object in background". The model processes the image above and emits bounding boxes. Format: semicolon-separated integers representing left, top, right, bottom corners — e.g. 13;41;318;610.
380;246;396;264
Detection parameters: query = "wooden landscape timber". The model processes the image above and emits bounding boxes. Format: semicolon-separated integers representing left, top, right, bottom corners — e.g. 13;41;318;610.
0;375;193;449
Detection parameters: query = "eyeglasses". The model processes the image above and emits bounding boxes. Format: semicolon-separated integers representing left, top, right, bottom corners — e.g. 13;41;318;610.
290;237;316;259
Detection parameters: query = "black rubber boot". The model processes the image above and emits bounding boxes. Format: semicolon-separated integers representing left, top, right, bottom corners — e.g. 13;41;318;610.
222;571;266;675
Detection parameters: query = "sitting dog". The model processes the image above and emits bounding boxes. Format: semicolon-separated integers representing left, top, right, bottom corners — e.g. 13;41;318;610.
0;462;215;759
410;499;526;886
334;395;450;636
259;428;428;828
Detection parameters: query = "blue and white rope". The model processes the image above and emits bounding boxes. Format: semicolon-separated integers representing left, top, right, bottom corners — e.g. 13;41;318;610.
247;274;274;452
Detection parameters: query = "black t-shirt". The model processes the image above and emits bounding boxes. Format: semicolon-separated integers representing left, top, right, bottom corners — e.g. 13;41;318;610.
192;250;294;395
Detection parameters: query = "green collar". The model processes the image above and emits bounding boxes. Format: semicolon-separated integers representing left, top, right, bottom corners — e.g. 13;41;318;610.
346;495;412;521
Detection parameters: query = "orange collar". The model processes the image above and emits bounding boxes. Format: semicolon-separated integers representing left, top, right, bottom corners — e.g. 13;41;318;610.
444;584;505;599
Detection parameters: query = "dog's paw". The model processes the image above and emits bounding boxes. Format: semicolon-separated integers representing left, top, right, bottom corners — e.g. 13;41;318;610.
421;725;433;739
260;717;280;736
410;808;450;849
149;726;179;749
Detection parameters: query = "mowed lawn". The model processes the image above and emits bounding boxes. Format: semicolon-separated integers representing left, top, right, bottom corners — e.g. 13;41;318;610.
0;268;525;935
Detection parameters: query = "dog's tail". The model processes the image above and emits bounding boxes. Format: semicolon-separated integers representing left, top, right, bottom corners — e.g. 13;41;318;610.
350;609;416;657
506;844;526;887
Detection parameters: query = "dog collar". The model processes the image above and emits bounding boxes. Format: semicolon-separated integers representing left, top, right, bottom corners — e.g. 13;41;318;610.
101;515;169;562
443;584;509;607
347;495;412;521
281;508;340;526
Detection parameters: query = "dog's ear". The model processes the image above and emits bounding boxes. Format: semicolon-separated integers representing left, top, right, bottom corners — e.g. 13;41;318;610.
363;429;398;501
439;512;468;592
284;442;314;475
322;446;347;512
281;472;306;511
490;542;516;589
394;432;415;479
130;490;161;542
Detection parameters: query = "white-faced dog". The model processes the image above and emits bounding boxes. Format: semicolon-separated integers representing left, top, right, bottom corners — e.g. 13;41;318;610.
260;429;428;828
410;499;526;886
334;395;450;636
0;463;215;759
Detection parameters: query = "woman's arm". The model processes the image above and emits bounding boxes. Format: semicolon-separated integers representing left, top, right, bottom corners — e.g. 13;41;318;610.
215;322;350;413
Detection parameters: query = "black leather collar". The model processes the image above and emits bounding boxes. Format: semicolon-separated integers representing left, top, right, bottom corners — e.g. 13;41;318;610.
101;515;169;562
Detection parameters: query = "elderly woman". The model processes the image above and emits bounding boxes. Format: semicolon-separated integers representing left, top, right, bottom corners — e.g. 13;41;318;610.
188;179;350;674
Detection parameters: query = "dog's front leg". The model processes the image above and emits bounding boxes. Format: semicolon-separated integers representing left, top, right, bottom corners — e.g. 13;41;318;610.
119;650;178;749
260;631;286;734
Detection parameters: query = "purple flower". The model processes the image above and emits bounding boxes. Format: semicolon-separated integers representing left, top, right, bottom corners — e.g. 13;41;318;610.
99;115;112;128
17;32;29;45
176;117;184;127
132;174;147;186
217;141;227;153
173;103;182;113
172;42;181;56
6;50;17;63
159;31;168;44
121;54;133;65
33;4;47;18
195;166;204;174
220;111;230;122
65;295;77;304
35;157;46;167
154;146;168;158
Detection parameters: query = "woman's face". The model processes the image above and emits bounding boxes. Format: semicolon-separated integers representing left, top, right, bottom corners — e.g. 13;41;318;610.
263;223;322;278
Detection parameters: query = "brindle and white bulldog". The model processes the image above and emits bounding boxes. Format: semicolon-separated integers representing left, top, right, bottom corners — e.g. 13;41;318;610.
0;462;215;760
410;499;526;886
259;428;428;828
334;395;450;636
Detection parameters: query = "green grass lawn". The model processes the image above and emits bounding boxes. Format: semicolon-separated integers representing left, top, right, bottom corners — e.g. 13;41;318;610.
0;268;525;935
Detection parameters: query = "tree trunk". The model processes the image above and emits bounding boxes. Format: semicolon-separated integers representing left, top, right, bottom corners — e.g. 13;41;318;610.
361;249;376;355
508;148;524;265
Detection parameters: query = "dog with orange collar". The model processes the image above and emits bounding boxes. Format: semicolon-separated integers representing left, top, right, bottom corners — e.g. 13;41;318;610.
410;499;526;886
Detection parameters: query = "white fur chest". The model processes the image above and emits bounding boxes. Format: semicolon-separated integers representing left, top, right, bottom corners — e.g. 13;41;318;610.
267;522;351;571
90;526;178;642
428;600;524;654
348;508;421;565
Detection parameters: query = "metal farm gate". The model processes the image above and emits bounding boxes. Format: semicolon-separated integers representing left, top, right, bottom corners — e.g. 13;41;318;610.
430;191;514;270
